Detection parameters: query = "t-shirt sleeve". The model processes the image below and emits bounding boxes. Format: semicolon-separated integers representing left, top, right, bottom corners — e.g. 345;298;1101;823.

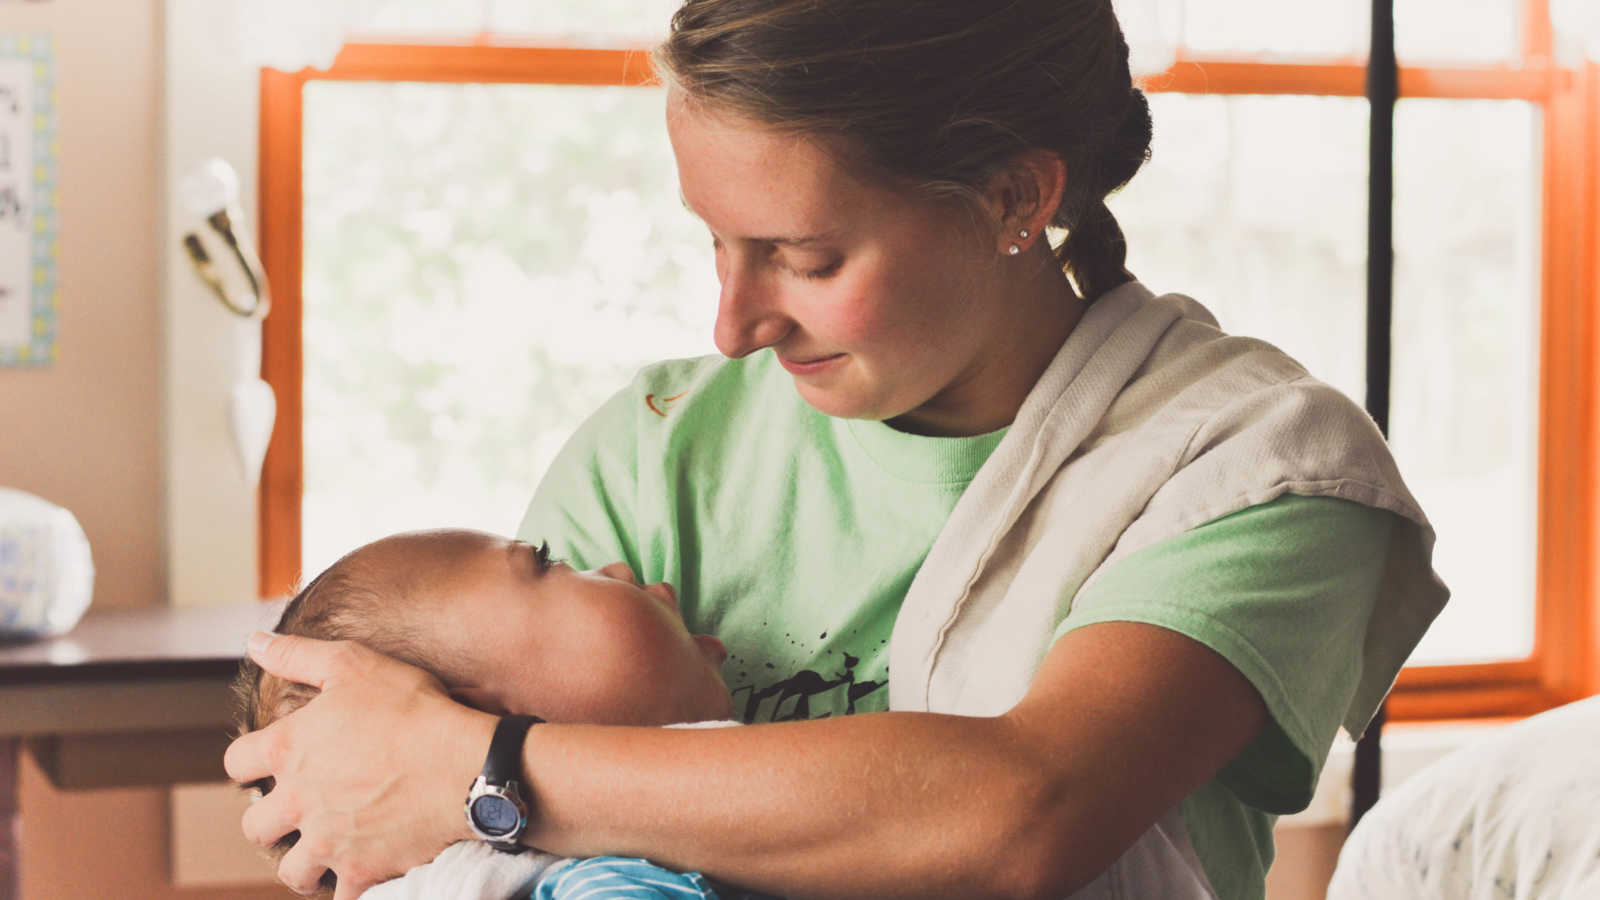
517;382;644;575
1052;493;1397;814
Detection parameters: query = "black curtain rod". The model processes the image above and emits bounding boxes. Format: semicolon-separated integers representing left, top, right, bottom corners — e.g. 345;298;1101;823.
1351;0;1396;831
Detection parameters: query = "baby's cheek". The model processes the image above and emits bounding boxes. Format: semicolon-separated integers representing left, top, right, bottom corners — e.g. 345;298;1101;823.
539;649;649;724
580;634;694;725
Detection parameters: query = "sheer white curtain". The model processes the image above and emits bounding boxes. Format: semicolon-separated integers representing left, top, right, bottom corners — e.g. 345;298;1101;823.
1553;0;1600;63
218;0;1187;74
1114;0;1185;76
227;0;384;71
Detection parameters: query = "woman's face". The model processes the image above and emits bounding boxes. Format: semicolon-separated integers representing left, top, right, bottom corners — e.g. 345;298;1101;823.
666;90;1024;436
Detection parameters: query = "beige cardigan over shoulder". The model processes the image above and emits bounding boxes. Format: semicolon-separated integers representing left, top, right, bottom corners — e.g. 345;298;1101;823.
888;281;1449;897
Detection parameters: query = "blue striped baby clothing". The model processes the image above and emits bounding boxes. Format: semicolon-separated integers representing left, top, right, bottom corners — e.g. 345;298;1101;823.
532;856;720;899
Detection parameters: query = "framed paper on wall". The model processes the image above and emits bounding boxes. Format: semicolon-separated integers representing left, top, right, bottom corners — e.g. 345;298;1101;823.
0;33;56;367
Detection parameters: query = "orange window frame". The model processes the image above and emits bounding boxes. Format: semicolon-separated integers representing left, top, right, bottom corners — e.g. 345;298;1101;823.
257;16;1600;722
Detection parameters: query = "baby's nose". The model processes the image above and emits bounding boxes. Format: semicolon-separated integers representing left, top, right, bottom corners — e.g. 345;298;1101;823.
595;562;638;584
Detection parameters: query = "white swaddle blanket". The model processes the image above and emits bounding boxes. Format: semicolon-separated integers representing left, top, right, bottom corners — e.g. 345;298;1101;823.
1328;696;1600;900
360;840;562;900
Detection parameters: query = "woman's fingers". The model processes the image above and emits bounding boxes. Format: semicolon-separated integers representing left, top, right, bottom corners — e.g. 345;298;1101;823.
223;640;495;895
246;631;365;689
276;839;333;896
239;784;299;849
223;722;278;785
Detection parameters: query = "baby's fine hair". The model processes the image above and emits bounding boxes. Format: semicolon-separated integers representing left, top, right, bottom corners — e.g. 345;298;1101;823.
232;534;470;734
230;530;488;894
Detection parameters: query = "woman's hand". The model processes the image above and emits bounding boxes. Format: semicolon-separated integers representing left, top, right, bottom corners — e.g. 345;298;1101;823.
223;632;497;899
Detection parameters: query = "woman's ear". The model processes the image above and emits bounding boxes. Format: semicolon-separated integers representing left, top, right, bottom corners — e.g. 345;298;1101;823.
981;149;1068;254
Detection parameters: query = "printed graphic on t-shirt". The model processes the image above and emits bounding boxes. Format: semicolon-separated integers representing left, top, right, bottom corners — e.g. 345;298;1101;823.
645;390;688;418
724;636;888;722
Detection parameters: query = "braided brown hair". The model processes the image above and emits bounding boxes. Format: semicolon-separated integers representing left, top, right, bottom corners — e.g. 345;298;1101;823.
654;0;1152;302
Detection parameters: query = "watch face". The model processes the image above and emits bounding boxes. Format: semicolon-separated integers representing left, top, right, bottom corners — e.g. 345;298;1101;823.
469;794;521;837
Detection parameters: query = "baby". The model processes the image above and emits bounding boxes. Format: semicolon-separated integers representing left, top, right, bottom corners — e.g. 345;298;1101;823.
235;528;751;900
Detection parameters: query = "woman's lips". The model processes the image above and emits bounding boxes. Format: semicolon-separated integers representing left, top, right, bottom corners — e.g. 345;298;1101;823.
777;353;845;376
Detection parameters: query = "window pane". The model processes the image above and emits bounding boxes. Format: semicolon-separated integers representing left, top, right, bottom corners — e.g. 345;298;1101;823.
300;82;715;577
1395;0;1521;65
363;0;678;43
1110;94;1370;400
1180;0;1521;64
1181;0;1370;59
1390;99;1541;665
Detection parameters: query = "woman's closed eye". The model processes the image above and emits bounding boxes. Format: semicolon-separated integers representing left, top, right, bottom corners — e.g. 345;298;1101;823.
772;249;843;280
706;227;841;281
786;257;843;280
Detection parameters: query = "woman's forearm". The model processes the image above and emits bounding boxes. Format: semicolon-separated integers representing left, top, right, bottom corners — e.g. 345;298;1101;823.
509;712;1087;900
495;621;1269;900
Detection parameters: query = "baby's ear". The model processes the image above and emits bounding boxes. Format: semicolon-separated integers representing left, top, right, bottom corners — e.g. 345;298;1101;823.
447;685;508;716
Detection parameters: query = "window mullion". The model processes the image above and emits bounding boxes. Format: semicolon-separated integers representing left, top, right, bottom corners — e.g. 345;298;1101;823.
1531;58;1597;704
1524;0;1554;62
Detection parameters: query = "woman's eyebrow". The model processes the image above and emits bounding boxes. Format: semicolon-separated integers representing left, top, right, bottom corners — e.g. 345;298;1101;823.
761;231;841;247
679;193;839;246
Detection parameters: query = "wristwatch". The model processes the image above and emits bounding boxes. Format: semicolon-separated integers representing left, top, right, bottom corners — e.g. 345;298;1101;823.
464;714;542;852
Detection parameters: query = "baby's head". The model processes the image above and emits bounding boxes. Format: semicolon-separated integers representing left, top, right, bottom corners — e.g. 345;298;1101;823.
233;529;731;894
237;528;733;739
234;529;735;881
235;529;733;889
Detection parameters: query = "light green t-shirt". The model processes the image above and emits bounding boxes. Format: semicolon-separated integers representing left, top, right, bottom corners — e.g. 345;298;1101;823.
519;350;1394;898
522;351;1002;721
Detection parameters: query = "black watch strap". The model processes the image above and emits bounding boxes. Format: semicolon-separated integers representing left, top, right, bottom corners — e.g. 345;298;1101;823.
482;714;542;786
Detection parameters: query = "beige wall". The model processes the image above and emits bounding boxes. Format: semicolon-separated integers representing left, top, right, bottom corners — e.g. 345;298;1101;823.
0;0;164;615
0;2;279;897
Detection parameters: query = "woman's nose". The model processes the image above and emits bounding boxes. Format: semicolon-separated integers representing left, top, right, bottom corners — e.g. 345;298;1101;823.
713;261;789;359
595;562;638;584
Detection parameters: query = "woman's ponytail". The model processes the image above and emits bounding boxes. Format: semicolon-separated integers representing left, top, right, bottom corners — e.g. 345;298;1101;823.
1059;200;1131;303
1057;88;1151;301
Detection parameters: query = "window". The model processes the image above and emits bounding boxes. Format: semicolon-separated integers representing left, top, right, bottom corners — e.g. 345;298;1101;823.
296;77;715;577
1104;0;1600;718
258;1;1600;719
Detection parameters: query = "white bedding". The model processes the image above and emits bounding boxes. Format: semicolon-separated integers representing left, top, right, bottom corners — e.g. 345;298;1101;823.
1328;695;1600;900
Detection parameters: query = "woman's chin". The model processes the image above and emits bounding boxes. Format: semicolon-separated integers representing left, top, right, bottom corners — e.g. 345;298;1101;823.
791;380;900;423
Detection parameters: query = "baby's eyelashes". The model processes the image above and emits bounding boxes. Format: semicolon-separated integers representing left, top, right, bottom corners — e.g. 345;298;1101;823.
525;540;566;575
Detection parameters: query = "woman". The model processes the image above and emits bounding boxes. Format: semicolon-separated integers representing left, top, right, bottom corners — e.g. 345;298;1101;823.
224;1;1447;897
